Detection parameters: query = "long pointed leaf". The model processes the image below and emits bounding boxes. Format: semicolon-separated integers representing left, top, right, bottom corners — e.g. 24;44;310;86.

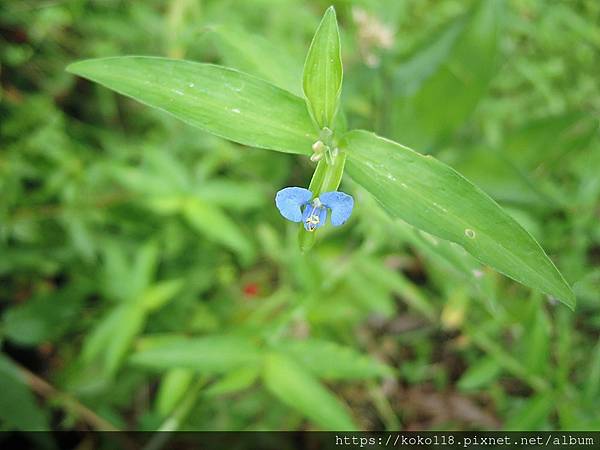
302;6;343;129
67;57;315;154
341;130;574;308
263;353;357;430
130;335;263;372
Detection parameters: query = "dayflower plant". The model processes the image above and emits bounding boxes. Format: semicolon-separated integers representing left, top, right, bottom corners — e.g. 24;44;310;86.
67;5;575;309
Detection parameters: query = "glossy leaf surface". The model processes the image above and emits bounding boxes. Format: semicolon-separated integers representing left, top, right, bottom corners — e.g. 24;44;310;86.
342;130;575;308
68;57;315;154
302;6;343;129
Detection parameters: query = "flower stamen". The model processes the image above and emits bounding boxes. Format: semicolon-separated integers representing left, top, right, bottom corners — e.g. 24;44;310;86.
305;200;323;231
305;213;320;231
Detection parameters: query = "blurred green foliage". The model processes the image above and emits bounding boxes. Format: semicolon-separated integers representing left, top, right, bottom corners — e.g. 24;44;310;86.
1;0;599;434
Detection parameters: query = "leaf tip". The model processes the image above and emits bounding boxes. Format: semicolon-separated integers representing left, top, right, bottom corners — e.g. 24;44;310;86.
65;61;80;74
558;291;576;311
66;59;93;77
325;6;339;28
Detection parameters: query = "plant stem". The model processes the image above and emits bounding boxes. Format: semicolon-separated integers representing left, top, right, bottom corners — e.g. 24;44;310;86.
367;380;402;430
16;361;121;432
142;378;206;450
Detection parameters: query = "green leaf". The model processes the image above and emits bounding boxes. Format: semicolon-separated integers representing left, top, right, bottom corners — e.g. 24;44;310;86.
129;241;160;301
355;256;436;320
505;394;554;430
262;353;357;430
155;369;194;416
3;287;84;346
139;279;184;312
391;0;502;148
182;197;254;261
457;357;501;391
0;354;49;431
584;338;600;400
195;180;266;211
466;325;548;392
101;241;159;303
104;304;147;376
81;303;147;376
345;272;395;317
67;57;315;154
204;366;259;397
302;6;343;129
451;147;552;208
276;338;394;380
213;26;302;95
81;305;124;364
523;303;551;376
130;335;263;373
342;130;575;308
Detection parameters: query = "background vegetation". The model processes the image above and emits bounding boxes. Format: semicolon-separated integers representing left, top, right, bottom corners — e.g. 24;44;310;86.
1;0;599;435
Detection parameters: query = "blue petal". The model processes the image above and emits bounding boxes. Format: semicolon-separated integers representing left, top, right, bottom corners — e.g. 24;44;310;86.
275;187;313;222
319;191;354;226
301;204;312;224
302;204;327;231
317;205;327;227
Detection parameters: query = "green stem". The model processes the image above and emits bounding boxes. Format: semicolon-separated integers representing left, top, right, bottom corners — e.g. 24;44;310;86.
14;360;122;432
142;378;206;450
320;153;347;194
367;380;402;430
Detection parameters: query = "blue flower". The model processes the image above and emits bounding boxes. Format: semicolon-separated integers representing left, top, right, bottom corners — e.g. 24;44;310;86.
275;187;354;232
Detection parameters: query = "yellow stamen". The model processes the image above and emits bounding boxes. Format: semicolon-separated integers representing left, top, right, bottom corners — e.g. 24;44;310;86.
305;214;320;231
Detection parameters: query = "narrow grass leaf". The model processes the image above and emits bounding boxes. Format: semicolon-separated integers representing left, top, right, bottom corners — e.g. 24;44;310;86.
457;357;502;391
130;335;263;373
182;198;254;261
275;338;394;380
263;353;357;430
155;369;194;416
